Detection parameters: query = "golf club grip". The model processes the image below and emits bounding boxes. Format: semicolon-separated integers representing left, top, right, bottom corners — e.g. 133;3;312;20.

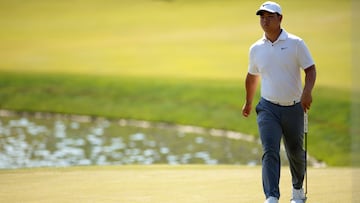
304;112;308;133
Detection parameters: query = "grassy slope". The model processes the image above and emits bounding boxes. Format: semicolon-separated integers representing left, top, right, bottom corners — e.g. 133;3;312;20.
0;165;356;203
0;0;353;165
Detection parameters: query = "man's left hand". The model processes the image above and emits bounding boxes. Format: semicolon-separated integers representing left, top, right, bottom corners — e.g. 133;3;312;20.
301;91;312;112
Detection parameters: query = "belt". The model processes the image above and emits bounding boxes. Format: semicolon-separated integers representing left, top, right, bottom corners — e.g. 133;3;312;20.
266;99;301;106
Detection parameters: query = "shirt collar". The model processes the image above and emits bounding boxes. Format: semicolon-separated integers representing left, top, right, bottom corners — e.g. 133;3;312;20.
262;29;288;43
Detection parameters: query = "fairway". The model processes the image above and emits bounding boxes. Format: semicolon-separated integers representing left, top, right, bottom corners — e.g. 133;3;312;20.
0;0;351;88
0;165;356;203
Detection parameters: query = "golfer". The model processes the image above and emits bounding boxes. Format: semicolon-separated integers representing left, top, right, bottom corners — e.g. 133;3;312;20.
242;1;316;203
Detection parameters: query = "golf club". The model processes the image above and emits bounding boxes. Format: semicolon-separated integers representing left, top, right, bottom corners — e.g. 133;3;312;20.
304;112;308;197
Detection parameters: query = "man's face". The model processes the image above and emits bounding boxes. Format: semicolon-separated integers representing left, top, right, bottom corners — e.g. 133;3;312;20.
259;11;282;33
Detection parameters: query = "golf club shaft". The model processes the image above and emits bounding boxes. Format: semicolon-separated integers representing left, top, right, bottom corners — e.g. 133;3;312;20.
304;112;308;195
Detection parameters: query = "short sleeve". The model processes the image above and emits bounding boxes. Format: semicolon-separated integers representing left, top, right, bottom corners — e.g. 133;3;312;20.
297;40;315;69
248;46;260;75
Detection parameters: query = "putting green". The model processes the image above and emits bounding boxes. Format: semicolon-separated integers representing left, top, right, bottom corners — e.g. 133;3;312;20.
0;165;356;202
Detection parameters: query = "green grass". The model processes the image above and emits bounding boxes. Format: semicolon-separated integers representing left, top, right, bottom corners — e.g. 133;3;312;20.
0;165;357;202
0;0;351;88
0;0;354;166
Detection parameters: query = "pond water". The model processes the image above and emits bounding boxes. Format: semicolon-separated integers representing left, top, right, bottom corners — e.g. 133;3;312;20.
0;110;291;169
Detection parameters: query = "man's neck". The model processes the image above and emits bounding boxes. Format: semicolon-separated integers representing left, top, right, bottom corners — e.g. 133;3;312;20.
265;29;282;43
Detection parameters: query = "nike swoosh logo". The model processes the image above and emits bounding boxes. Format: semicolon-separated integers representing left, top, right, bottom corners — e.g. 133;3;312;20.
281;47;288;50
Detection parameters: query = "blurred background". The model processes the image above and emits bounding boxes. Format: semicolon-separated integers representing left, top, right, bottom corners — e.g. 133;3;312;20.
0;0;355;167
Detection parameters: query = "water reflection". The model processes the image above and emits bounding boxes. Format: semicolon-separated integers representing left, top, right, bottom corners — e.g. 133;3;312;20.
0;110;289;169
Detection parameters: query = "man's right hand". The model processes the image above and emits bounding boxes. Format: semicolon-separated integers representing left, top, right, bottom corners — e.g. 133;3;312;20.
243;73;259;118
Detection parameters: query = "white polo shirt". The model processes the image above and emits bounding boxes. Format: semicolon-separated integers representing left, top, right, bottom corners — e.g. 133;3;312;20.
248;29;314;104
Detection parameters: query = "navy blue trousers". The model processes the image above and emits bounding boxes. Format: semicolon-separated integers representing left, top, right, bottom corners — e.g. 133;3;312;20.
256;98;306;199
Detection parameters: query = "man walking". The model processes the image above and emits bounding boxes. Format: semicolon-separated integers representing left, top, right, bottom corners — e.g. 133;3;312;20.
242;1;316;203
